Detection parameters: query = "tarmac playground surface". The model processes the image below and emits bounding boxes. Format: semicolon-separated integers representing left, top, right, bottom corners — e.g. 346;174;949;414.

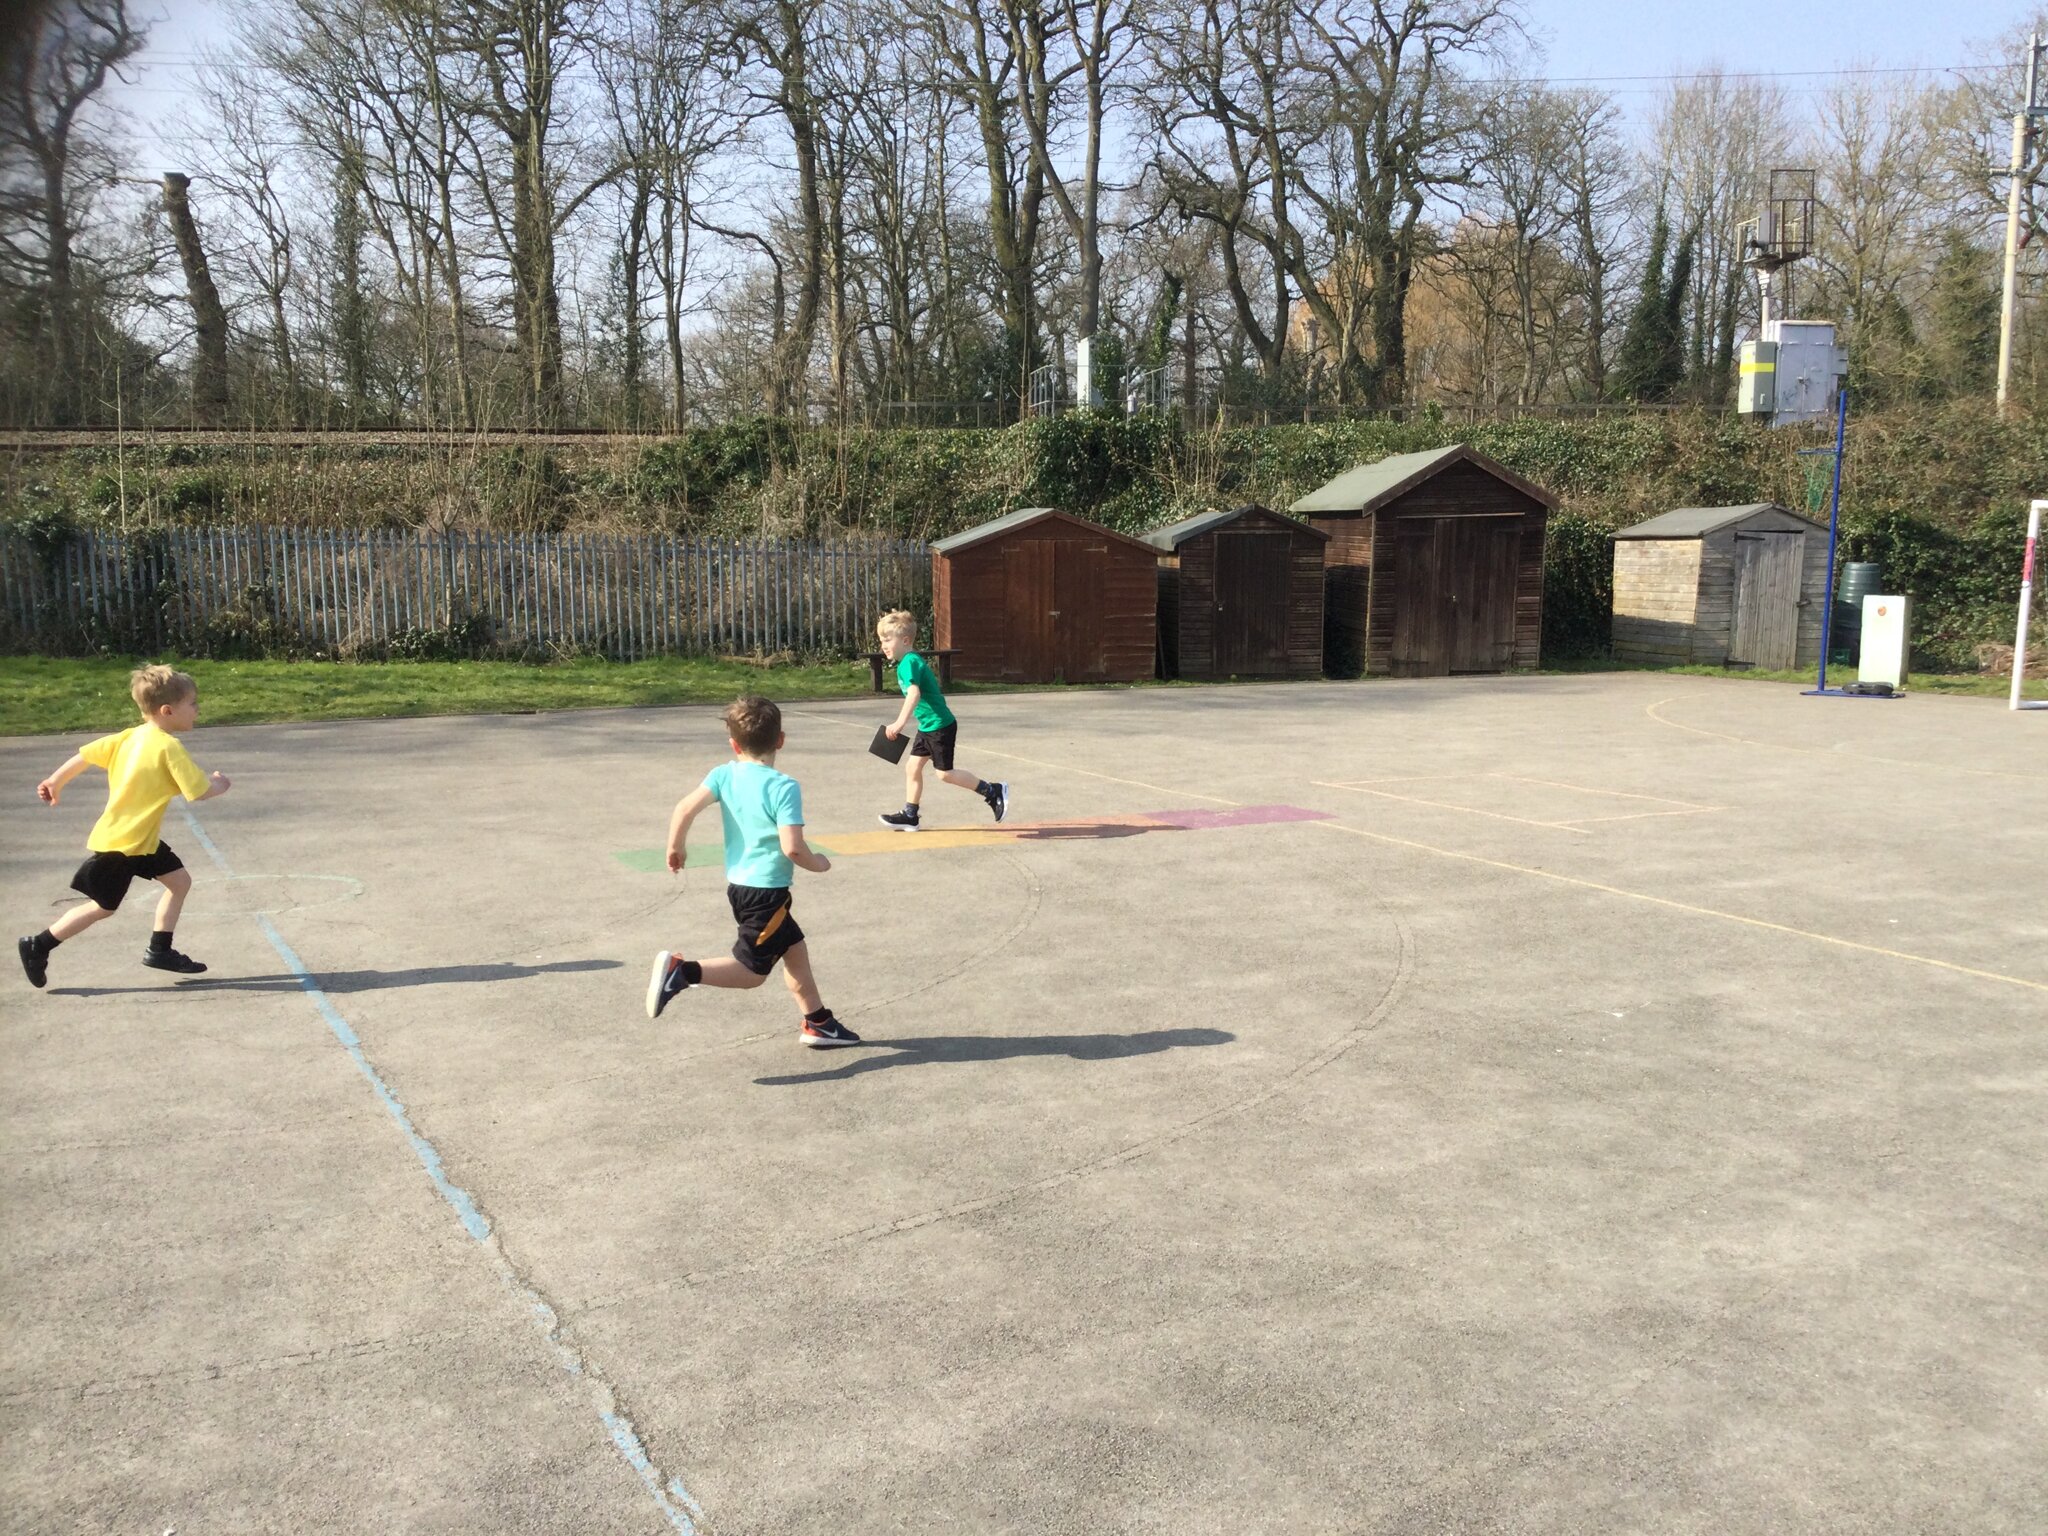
2;672;2044;1535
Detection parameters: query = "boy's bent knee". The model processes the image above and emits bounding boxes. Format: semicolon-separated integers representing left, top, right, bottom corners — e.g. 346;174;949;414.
159;867;192;890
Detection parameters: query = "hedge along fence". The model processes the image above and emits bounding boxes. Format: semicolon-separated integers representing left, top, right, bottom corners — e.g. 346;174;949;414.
0;524;930;662
8;401;2044;665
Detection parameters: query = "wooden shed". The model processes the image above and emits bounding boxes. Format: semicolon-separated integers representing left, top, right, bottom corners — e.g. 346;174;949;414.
931;507;1159;683
1610;503;1830;670
1144;505;1328;680
1289;444;1555;677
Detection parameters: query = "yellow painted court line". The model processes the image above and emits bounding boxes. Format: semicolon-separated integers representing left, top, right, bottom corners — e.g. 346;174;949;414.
820;827;1012;856
1550;807;1730;827
1311;780;1591;834
1309;819;2048;995
792;703;2043;992
1644;697;2048;783
1490;772;1717;810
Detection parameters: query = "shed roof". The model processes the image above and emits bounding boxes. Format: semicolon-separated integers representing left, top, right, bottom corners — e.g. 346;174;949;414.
1612;503;1825;539
1288;443;1560;516
1142;504;1328;551
930;506;1159;557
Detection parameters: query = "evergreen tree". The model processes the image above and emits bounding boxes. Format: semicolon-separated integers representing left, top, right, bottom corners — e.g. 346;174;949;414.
330;162;371;427
1653;224;1694;400
1927;233;1998;395
1612;207;1671;401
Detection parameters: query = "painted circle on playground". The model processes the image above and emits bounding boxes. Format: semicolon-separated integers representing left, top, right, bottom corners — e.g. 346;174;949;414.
204;873;367;916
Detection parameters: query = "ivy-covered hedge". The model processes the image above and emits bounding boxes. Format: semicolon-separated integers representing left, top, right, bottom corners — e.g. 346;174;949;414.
6;401;2043;667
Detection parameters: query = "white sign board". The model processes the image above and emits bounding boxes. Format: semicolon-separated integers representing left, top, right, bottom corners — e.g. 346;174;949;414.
1859;594;1910;689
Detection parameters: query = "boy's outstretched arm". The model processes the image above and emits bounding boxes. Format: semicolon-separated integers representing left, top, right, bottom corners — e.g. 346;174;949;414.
665;785;715;873
886;683;919;739
780;824;830;874
36;753;90;806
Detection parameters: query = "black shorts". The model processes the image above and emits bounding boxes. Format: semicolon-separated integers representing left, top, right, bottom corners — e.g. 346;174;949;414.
71;843;185;911
910;722;958;771
728;883;804;976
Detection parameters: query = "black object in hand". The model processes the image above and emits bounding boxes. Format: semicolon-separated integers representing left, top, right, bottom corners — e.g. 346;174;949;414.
869;725;910;763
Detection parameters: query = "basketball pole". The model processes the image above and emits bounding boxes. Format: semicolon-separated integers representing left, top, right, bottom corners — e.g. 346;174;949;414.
1810;388;1849;695
2015;499;2044;710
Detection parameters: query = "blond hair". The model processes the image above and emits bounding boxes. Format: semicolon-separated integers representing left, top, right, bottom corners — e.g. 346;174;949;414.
722;694;782;755
130;664;196;715
878;609;917;641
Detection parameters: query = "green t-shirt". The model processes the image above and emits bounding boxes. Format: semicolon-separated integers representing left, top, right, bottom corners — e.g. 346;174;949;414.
897;651;956;732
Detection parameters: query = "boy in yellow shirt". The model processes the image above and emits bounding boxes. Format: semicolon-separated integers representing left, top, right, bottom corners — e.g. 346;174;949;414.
18;665;232;987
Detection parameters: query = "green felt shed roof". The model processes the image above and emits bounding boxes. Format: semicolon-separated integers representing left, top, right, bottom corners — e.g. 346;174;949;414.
1288;444;1559;516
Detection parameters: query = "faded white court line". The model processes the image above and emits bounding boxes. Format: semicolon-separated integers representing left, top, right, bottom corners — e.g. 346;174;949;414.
177;807;704;1533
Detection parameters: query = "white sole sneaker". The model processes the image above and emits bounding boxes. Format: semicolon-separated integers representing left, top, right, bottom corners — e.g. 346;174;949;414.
993;784;1012;823
877;815;921;832
645;951;675;1019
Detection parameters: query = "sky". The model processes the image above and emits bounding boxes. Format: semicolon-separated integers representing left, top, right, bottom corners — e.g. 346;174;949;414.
100;0;2042;178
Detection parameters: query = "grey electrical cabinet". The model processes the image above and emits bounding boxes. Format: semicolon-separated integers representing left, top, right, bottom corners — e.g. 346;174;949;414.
1738;340;1777;416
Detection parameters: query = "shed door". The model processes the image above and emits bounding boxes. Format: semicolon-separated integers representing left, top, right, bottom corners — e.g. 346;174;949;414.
1729;531;1804;669
1391;517;1520;676
1052;541;1107;682
1003;541;1056;681
1214;531;1291;675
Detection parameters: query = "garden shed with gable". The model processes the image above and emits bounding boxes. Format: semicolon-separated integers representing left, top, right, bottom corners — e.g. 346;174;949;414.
1610;503;1830;671
1289;444;1555;677
931;507;1159;684
1145;505;1328;680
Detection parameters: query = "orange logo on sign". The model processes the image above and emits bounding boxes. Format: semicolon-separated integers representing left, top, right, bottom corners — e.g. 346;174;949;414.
1877;605;1888;617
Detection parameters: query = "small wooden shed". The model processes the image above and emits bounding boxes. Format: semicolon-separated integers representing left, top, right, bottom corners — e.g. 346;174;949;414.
1144;505;1328;679
1290;444;1554;677
1610;503;1829;670
931;507;1159;683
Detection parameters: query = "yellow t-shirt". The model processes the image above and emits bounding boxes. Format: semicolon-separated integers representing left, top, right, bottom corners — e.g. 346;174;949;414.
79;723;211;855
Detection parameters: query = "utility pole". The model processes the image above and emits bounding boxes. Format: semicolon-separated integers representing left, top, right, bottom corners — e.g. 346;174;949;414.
1997;36;2048;416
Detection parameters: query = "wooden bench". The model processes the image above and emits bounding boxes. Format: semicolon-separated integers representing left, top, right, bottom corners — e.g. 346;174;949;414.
866;648;957;693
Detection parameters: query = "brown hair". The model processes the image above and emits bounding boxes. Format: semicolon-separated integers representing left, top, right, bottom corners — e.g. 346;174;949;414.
130;664;196;714
722;695;782;755
878;609;917;641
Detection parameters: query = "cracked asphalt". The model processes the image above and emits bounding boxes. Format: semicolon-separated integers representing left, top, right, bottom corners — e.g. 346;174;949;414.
3;674;2044;1533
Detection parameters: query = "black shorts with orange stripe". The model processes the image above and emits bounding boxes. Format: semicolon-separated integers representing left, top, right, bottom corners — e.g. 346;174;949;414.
727;883;805;975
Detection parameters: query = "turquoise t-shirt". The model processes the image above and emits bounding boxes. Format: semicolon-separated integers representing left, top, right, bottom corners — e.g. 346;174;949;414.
897;651;956;731
703;760;803;888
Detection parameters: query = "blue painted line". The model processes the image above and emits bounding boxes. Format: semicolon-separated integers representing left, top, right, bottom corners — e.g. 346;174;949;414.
181;807;703;1533
255;914;493;1243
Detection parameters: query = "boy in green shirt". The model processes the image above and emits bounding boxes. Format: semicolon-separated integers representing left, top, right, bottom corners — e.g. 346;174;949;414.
644;695;859;1048
875;610;1010;831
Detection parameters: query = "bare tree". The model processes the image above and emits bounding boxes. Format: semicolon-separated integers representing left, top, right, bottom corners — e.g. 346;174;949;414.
161;172;232;422
0;0;145;423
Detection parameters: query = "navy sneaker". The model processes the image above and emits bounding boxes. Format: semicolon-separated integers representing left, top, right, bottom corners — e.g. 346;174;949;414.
646;951;689;1019
799;1016;862;1048
877;810;921;832
18;936;48;989
141;947;206;974
986;783;1011;823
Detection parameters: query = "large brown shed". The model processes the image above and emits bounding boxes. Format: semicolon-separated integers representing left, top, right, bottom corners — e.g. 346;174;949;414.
1144;505;1328;679
1610;503;1830;670
931;507;1159;683
1289;444;1555;677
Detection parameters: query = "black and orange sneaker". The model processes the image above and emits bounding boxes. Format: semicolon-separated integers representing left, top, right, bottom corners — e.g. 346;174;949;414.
646;951;690;1019
799;1016;862;1049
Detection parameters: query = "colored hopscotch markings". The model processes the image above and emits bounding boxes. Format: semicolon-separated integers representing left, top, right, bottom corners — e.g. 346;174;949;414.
612;806;1328;870
613;842;841;873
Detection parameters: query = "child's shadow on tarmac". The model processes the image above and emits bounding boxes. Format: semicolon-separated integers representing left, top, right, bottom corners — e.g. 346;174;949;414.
49;958;620;997
754;1026;1235;1085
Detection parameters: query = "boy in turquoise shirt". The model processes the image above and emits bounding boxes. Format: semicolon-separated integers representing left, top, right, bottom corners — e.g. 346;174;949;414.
876;610;1010;831
644;695;858;1048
